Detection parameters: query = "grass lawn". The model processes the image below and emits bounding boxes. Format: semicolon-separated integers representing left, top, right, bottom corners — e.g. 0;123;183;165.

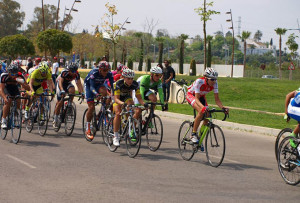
79;70;299;130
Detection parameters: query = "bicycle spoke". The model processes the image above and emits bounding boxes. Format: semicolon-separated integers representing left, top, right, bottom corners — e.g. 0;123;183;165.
146;114;163;152
11;109;22;144
178;120;195;161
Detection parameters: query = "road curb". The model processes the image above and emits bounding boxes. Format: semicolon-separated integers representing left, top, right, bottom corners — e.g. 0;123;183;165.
154;110;281;137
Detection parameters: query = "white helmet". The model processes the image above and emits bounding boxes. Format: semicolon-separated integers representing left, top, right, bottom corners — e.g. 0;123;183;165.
150;66;163;74
122;68;135;78
204;68;218;79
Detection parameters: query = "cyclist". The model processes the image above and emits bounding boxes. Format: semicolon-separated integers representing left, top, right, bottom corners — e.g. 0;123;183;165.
112;69;146;146
84;61;114;141
53;63;84;129
0;64;30;129
133;66;166;115
0;61;4;74
24;62;55;119
284;88;300;148
186;68;228;143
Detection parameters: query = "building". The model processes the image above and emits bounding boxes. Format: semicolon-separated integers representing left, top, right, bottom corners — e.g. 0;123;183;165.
240;39;276;56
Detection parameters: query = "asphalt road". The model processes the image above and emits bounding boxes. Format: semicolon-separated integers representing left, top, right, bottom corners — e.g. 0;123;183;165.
0;103;299;203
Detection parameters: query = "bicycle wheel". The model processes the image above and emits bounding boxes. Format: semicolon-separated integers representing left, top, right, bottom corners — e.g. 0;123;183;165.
277;136;300;185
25;106;34;133
178;120;195;161
46;98;51;119
82;108;88;136
125;118;142;158
176;88;185;104
146;114;163;152
104;117;118;152
37;104;49;136
205;124;226;167
100;111;111;143
64;105;76;136
0;110;8;140
84;112;97;142
275;128;293;162
11;109;22;144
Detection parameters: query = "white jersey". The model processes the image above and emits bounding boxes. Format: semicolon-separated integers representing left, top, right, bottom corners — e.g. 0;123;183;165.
187;77;218;96
52;62;59;75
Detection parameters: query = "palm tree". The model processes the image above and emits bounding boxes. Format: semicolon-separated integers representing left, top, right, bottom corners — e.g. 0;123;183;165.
239;31;251;77
206;35;213;67
178;34;189;74
155;37;165;65
275;28;287;79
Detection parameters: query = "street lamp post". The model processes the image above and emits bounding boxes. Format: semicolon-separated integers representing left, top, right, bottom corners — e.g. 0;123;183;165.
62;0;81;31
226;9;235;78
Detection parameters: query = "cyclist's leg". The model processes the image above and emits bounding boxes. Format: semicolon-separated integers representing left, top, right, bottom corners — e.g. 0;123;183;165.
2;87;18;128
113;103;122;146
287;104;300;147
53;84;65;127
67;84;75;102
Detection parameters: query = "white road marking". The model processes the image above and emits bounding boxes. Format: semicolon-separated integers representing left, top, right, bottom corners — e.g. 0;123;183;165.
6;154;37;169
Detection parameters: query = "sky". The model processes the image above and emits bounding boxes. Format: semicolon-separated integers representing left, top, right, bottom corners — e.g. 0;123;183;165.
16;0;300;49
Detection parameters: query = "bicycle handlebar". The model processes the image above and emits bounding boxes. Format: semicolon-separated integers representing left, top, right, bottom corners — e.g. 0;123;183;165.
207;108;229;121
7;95;29;100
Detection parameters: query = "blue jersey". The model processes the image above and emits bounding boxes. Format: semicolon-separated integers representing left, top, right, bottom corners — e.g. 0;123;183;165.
291;91;300;107
84;69;114;96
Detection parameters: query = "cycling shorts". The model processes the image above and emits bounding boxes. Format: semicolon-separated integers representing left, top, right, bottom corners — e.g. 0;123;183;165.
288;103;300;121
186;92;207;108
4;86;20;97
85;83;107;103
133;89;155;105
113;95;133;108
56;83;75;101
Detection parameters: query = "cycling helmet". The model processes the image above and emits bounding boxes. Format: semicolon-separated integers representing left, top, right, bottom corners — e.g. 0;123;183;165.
7;63;19;74
38;61;49;73
117;64;124;71
35;58;41;63
150;66;163;74
204;68;218;79
13;60;21;67
98;61;111;70
67;63;78;72
121;66;128;72
122;68;135;78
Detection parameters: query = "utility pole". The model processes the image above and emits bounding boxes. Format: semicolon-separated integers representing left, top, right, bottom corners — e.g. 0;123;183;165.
56;0;61;29
41;0;45;31
226;9;235;78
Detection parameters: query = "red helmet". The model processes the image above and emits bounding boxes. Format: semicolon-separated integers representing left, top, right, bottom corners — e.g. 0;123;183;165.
53;57;57;60
98;61;111;70
35;58;41;63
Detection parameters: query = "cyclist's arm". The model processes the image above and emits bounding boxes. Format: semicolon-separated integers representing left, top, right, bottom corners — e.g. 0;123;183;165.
59;77;64;92
0;83;7;101
157;83;164;104
29;78;35;93
47;79;54;93
20;81;30;91
89;78;98;96
214;93;225;109
76;79;84;94
114;94;124;105
135;89;145;106
285;91;296;114
108;74;114;94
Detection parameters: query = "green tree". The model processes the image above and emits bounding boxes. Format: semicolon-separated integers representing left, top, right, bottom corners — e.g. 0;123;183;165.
178;34;188;74
0;34;35;58
190;59;196;76
156;37;165;65
0;0;25;38
286;33;298;80
36;29;72;58
127;56;133;69
253;30;263;42
275;28;287;79
195;0;220;70
206;35;213;67
239;31;251;77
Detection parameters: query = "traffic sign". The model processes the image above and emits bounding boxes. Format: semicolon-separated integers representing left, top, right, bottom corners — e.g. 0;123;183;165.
289;62;295;70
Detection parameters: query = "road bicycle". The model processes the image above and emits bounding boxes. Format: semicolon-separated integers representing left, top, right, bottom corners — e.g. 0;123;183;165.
82;96;112;142
277;135;300;185
24;93;52;136
140;102;164;152
104;104;144;158
54;94;83;136
174;79;193;104
0;95;28;144
275;128;294;161
178;108;228;167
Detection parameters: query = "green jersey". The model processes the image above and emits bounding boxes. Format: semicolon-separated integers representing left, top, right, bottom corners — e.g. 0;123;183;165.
137;75;164;104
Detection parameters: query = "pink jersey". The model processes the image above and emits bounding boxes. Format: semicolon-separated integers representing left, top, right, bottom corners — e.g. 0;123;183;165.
187;77;218;96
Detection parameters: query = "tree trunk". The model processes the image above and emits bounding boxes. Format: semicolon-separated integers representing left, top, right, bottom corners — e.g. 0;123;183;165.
279;35;282;79
179;39;184;74
243;41;246;77
138;38;144;71
203;0;207;72
158;42;163;65
207;40;212;67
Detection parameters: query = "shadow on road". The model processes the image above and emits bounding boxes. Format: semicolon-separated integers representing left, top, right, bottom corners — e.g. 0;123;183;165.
20;140;60;147
221;162;272;171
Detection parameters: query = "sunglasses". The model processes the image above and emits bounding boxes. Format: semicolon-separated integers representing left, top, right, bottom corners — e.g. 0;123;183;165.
101;68;109;72
154;74;162;77
10;72;18;76
209;79;216;82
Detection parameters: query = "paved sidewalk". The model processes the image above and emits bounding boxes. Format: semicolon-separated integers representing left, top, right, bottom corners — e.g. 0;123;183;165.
155;110;281;137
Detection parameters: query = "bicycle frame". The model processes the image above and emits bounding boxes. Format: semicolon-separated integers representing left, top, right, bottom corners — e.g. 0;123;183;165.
141;103;163;135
